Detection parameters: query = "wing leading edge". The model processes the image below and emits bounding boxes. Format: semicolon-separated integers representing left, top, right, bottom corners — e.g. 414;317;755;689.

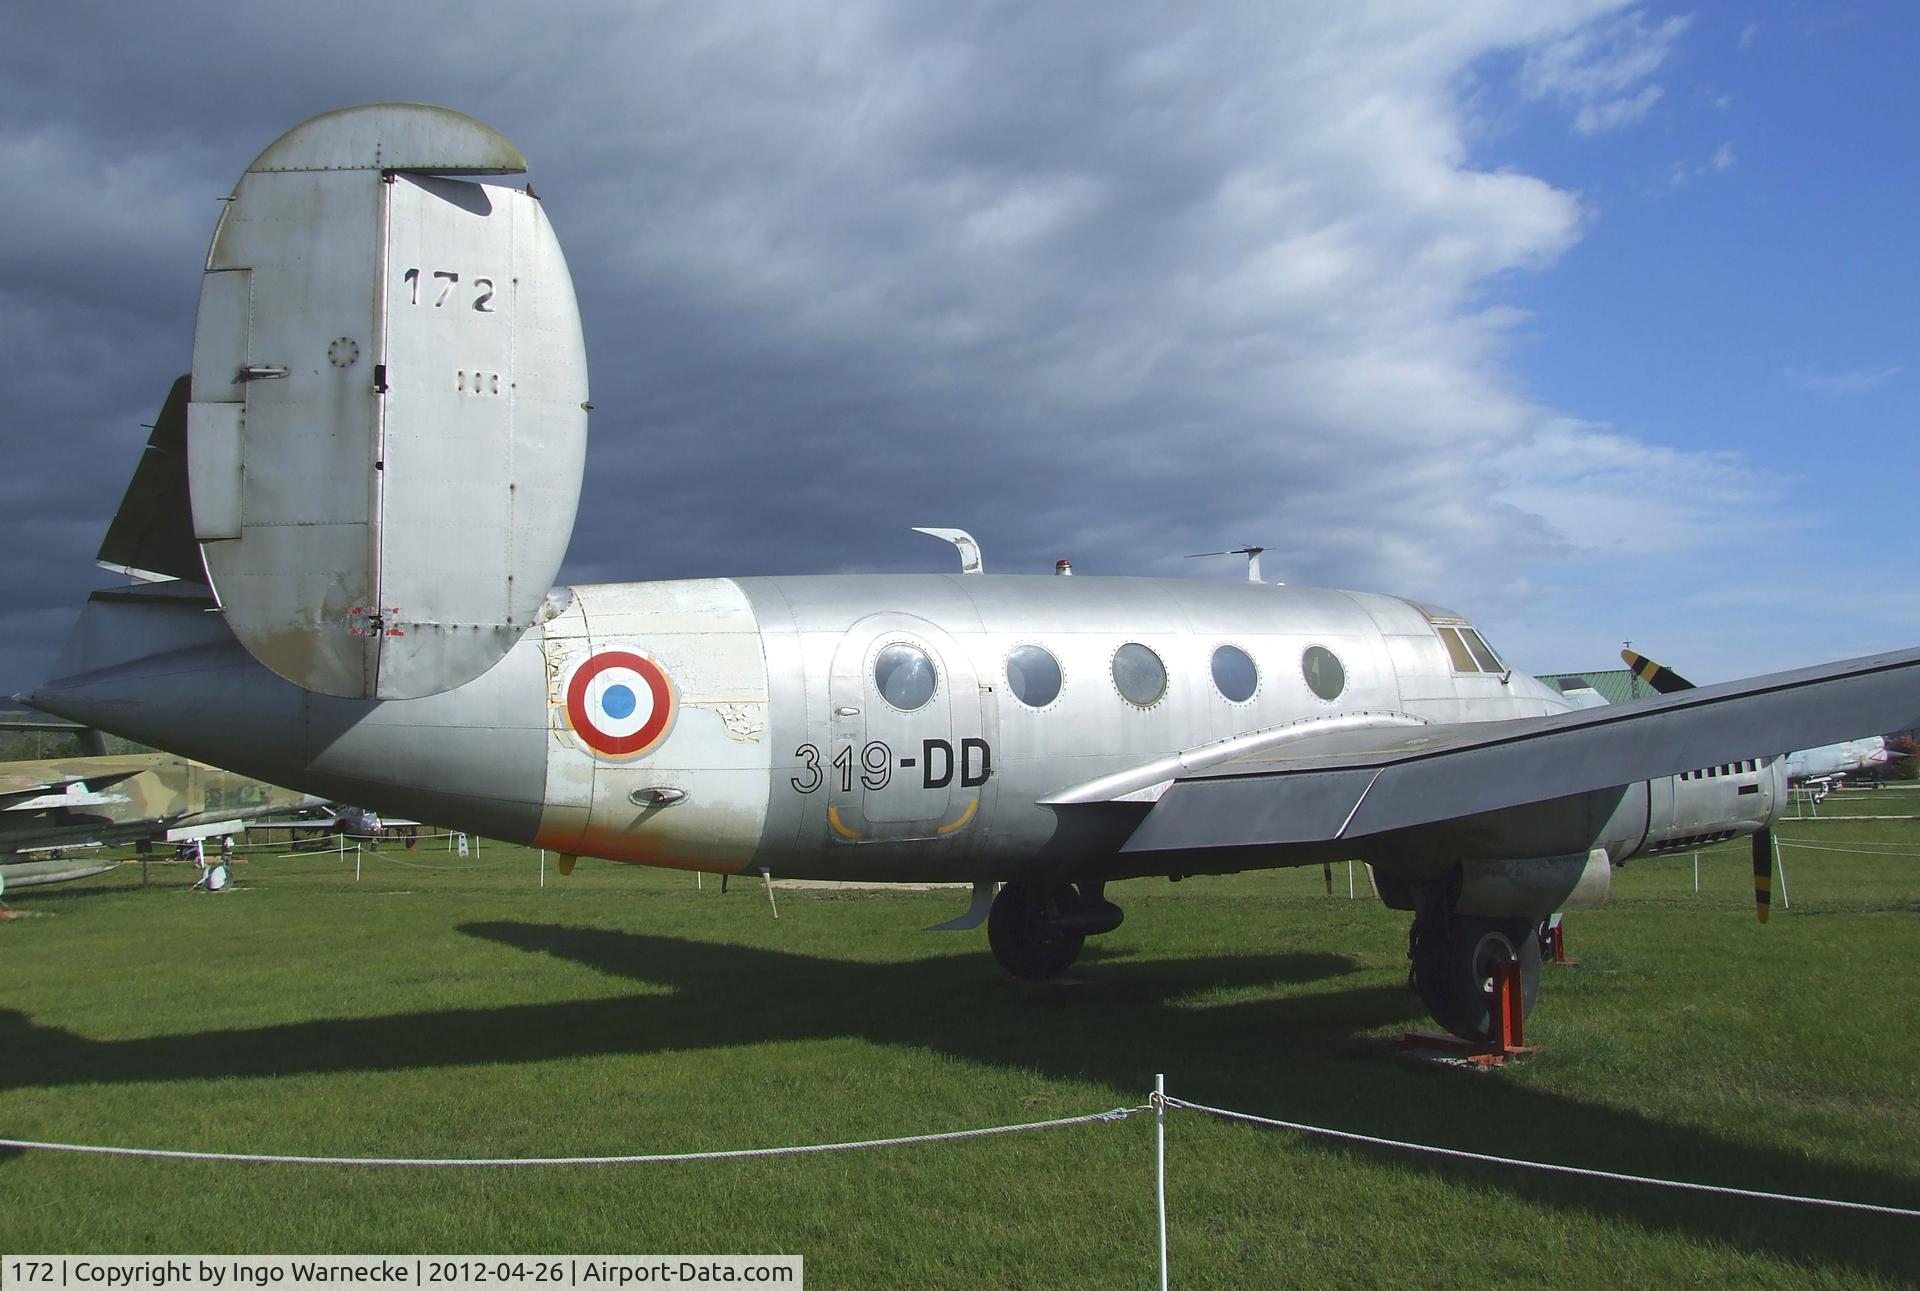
1110;644;1920;854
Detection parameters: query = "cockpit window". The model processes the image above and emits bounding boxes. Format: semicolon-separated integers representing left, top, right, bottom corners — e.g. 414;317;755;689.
1459;629;1502;673
1439;625;1503;674
1438;627;1477;672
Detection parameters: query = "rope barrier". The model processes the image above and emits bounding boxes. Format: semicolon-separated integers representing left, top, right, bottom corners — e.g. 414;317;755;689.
353;852;510;872
5;1084;1911;1221
1776;840;1920;859
0;1106;1149;1168
1162;1096;1920;1218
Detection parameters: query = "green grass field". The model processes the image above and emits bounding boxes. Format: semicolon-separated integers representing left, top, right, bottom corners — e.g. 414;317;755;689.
3;808;1917;1289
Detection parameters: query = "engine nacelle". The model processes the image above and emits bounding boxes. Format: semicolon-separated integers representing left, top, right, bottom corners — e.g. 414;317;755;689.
1369;848;1611;916
1635;757;1786;857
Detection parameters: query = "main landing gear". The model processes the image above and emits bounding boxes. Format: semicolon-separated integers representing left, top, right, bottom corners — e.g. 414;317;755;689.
1407;911;1541;1042
987;878;1125;980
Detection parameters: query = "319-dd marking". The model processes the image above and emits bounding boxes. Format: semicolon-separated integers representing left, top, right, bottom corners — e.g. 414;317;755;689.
791;739;991;793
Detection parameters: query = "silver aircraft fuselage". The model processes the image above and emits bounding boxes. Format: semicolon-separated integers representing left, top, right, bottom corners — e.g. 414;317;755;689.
39;571;1783;890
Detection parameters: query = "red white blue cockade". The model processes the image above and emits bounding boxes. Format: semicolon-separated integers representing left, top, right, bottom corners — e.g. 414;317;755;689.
563;647;676;760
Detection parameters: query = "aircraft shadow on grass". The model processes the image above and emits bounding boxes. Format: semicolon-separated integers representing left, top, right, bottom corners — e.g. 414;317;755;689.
2;921;1914;1282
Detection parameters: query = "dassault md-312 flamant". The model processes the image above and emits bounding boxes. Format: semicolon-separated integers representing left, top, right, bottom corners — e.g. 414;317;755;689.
27;105;1920;1041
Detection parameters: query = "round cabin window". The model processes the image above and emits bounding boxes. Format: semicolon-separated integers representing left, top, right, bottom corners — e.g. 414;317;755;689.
1302;645;1345;702
1112;642;1168;707
1210;644;1258;703
874;642;937;711
1006;644;1063;708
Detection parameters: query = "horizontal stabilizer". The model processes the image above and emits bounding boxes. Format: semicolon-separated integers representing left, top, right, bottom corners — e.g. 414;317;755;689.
96;375;203;584
1120;644;1920;853
0;859;119;888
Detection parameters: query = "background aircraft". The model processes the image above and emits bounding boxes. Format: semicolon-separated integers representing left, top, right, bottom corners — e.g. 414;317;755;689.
243;804;420;850
24;105;1920;1042
0;749;310;887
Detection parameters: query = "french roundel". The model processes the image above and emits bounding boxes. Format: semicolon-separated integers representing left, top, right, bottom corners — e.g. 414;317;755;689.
564;648;676;760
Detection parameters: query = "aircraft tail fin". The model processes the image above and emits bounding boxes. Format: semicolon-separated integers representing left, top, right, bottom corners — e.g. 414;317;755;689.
181;103;589;702
96;374;203;585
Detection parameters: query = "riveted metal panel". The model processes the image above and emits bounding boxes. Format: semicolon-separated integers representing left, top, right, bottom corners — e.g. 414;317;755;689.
374;174;588;698
186;402;244;542
188;108;586;702
191;160;384;697
246;103;527;175
534;581;772;871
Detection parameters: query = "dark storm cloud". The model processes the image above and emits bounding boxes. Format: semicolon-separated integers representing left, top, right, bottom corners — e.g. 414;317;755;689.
0;0;1766;696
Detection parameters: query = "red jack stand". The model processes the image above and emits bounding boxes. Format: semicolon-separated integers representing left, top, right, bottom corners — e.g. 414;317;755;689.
1400;960;1540;1067
1543;923;1579;966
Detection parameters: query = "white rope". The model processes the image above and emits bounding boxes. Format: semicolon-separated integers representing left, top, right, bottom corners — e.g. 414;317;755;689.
1163;1097;1920;1218
1776;840;1920;860
354;851;508;871
0;1106;1148;1168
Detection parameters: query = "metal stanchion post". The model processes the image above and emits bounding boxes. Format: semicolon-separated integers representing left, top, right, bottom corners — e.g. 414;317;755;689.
1155;1073;1169;1291
1774;833;1790;910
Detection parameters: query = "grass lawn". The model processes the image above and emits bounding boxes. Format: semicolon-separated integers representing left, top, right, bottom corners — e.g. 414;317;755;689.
2;813;1916;1288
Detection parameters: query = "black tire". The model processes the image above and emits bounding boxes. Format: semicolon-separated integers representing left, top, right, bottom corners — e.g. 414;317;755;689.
987;879;1087;980
1411;915;1541;1042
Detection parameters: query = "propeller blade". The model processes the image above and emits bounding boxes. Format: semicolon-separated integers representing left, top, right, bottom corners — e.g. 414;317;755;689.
1621;648;1696;695
1752;828;1772;923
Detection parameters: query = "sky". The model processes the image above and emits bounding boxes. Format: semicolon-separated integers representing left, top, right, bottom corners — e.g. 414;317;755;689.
0;1;1913;698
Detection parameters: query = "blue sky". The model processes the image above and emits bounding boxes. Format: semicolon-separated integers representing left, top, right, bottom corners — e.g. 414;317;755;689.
0;2;1912;696
1472;7;1916;677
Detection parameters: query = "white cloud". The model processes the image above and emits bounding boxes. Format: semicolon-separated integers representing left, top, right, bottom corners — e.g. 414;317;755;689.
1784;365;1903;396
1522;7;1691;134
1576;82;1664;134
1669;141;1737;186
1485;419;1778;558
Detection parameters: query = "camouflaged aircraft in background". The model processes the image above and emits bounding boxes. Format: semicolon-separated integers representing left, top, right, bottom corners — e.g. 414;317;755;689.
0;745;309;887
26;105;1920;1040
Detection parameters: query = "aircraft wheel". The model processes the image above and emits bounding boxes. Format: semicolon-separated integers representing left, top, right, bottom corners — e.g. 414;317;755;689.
1410;915;1540;1042
987;879;1087;980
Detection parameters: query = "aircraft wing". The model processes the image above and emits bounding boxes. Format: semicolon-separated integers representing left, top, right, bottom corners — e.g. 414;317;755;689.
1045;644;1920;853
245;815;422;832
0;766;152;813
